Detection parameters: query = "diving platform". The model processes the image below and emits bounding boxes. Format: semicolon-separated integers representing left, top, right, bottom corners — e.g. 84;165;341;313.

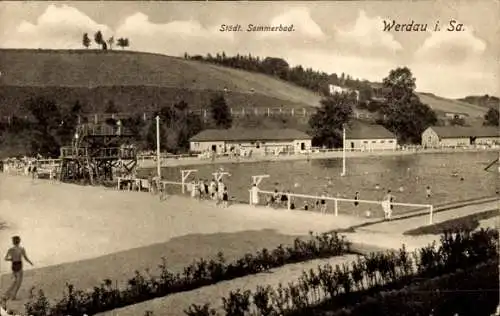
59;122;138;185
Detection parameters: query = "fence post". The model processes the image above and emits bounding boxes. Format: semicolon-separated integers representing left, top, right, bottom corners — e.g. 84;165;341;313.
334;199;338;216
249;190;252;205
287;194;291;210
429;205;433;224
291;108;295;116
267;108;270;116
303;108;306;117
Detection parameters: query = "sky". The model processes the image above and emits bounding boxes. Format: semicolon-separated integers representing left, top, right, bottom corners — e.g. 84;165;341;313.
0;1;498;98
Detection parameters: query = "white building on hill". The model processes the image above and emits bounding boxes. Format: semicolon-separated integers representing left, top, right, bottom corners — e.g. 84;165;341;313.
328;84;360;101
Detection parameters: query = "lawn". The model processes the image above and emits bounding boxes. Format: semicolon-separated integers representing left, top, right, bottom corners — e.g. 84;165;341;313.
403;208;499;236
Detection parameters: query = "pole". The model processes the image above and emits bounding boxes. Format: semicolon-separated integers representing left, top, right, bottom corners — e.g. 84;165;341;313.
156;116;161;179
341;124;346;176
429;205;433;224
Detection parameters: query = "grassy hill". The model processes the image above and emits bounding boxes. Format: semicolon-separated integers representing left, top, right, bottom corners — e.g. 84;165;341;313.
416;92;487;119
0;49;488;121
458;95;500;109
0;49;322;115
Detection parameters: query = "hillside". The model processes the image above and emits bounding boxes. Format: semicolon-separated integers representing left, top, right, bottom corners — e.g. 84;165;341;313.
416;92;487;118
0;49;322;115
458;95;500;109
0;49;489;121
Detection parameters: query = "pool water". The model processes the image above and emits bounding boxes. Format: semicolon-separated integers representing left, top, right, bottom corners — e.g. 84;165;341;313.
139;152;498;216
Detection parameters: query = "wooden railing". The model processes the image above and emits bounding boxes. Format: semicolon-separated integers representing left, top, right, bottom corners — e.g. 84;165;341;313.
60;147;137;159
77;124;134;137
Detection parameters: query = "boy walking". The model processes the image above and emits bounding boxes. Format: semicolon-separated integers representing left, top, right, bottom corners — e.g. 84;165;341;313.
4;236;34;301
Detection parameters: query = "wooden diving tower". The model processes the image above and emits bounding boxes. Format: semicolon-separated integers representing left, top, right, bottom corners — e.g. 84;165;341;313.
59;122;137;185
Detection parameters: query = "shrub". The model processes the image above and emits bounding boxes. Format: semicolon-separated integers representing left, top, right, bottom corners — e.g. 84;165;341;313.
186;228;498;316
328;259;499;316
25;232;349;316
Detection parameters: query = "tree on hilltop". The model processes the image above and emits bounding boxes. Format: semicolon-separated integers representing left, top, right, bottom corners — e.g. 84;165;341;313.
117;38;130;50
94;30;107;50
308;93;355;148
82;33;91;49
107;36;115;50
381;67;437;143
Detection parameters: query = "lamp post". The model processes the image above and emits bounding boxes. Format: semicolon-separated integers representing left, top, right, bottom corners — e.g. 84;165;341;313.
156;115;161;179
341;123;346;176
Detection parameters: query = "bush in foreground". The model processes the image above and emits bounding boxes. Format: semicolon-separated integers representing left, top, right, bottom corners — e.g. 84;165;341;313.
185;228;498;316
25;232;350;316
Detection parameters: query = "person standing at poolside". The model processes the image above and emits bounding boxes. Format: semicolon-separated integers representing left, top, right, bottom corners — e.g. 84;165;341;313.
382;190;393;220
4;236;33;301
250;183;260;206
320;193;327;213
353;191;360;216
222;186;229;208
217;179;225;204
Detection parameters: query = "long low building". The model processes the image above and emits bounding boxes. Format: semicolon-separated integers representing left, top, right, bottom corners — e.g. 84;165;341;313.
189;128;312;155
421;126;500;147
345;123;398;151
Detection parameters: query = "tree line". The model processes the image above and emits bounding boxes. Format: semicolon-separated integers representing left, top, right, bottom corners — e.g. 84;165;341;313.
1;62;497;158
82;30;130;50
0;94;232;158
308;67;438;146
183;52;374;101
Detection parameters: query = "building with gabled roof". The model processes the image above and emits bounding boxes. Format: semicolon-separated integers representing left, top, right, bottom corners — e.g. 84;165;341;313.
345;123;397;151
421;126;499;147
189;128;312;155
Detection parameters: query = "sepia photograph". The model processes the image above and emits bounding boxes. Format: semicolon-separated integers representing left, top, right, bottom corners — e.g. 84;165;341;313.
0;1;498;315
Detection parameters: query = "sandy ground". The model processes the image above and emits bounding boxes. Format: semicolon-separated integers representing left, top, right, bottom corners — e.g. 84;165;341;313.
0;174;367;271
98;255;359;316
0;173;370;313
0;173;495;315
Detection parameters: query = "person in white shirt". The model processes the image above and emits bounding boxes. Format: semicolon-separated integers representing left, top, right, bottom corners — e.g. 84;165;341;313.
217;180;225;204
250;183;260;206
209;179;217;200
382;190;393;220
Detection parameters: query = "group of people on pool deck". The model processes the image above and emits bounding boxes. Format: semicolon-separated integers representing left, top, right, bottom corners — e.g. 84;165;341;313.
249;183;435;221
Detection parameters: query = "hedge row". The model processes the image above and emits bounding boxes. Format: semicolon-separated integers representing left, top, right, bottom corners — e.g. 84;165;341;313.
25;232;350;316
326;259;498;316
184;228;498;316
